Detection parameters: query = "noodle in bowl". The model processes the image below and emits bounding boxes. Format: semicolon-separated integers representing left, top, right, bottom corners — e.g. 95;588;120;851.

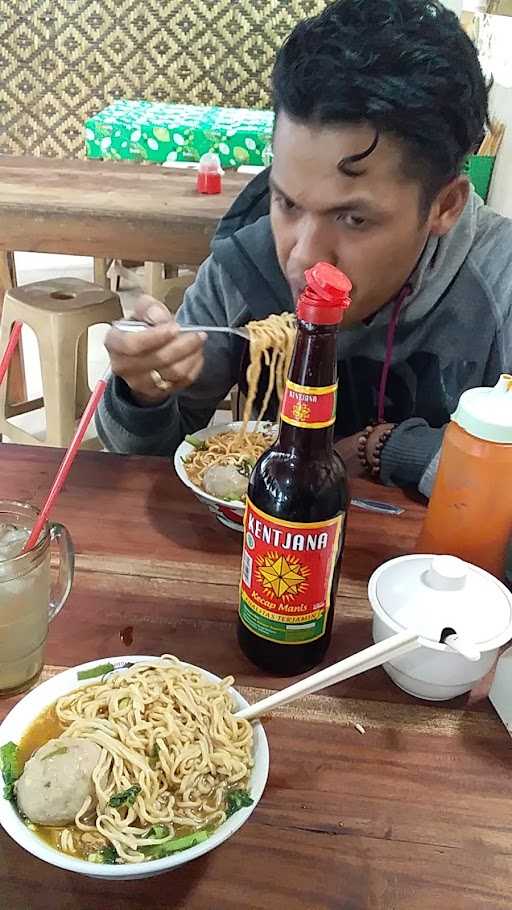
0;656;269;881
174;311;295;532
174;421;277;531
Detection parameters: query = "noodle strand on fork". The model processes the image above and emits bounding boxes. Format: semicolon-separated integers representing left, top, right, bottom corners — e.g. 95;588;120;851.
184;313;296;495
242;312;296;430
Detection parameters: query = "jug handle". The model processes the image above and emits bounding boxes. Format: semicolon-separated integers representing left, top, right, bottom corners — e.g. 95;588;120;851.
48;522;75;623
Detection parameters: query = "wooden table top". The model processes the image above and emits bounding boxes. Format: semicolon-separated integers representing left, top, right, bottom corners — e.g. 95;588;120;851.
0;444;510;910
0;156;250;263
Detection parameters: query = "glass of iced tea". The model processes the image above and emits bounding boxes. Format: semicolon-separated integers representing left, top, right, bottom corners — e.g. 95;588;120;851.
0;500;74;696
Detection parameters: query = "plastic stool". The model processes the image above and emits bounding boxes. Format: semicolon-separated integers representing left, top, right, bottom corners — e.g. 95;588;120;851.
0;277;122;447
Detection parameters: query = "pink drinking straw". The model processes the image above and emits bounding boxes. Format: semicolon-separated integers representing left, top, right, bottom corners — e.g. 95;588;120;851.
0;321;22;387
23;372;109;552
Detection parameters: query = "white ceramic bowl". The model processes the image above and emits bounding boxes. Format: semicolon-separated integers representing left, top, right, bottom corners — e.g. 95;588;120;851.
174;421;276;531
0;655;269;880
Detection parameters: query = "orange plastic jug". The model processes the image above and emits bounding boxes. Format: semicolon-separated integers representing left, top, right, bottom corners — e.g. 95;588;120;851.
417;374;512;580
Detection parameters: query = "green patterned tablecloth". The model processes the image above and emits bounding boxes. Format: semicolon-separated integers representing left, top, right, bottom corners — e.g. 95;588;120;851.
85;100;274;168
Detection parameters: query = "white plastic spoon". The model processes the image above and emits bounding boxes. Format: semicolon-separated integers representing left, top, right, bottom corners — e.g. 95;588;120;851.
235;629;420;722
235;625;481;722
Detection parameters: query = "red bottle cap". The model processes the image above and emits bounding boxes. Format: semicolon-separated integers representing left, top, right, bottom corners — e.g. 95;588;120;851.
297;262;352;325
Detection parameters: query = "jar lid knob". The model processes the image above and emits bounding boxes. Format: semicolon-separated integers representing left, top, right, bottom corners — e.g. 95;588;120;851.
426;556;467;591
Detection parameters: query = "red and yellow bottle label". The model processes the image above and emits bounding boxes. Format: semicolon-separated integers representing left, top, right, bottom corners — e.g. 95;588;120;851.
280;379;338;429
239;500;343;645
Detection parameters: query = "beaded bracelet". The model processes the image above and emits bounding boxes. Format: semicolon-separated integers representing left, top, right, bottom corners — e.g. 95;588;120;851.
357;423;396;477
356;425;374;472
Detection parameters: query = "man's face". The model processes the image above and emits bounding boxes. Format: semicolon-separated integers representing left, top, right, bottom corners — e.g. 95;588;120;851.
271;114;437;326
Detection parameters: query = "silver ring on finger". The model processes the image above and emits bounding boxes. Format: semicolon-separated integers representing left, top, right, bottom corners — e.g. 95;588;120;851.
150;369;172;392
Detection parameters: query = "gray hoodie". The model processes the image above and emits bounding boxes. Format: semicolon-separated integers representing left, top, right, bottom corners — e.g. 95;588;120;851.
96;169;512;495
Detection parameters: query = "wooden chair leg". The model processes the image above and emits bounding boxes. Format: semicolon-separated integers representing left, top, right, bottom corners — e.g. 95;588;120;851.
144;261;164;298
0;252;10;300
6;251;17;285
75;331;91;417
94;258;115;289
164;263;179;280
0;251;26;406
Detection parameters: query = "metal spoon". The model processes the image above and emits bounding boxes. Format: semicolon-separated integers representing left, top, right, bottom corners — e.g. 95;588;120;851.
113;319;251;341
351;498;404;516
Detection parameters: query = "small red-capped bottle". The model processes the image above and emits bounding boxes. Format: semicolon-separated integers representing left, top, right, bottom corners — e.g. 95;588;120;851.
196;152;223;195
238;262;352;675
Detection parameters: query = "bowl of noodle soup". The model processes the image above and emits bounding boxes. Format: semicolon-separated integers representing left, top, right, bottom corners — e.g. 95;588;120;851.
174;421;277;531
0;655;269;880
173;312;295;531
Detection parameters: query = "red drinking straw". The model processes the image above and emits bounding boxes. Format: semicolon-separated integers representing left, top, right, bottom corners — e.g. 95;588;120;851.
0;321;22;387
22;374;109;553
0;317;109;554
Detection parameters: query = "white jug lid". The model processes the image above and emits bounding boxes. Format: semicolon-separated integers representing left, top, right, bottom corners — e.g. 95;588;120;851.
370;554;512;648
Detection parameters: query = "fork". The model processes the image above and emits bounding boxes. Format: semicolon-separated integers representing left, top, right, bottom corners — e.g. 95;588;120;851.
113;319;251;341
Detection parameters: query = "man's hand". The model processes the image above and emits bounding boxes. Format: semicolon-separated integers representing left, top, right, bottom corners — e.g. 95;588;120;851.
105;296;206;407
335;432;362;475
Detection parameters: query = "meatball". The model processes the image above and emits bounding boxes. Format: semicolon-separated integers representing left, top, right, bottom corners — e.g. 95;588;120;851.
203;464;248;501
16;737;101;826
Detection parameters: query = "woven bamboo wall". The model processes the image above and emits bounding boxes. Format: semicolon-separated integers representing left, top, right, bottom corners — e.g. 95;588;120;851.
0;0;326;158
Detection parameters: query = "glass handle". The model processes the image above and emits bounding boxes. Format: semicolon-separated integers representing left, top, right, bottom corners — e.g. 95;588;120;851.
48;522;75;623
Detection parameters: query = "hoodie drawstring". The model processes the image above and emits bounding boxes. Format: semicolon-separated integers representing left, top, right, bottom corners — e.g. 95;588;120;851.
376;284;412;424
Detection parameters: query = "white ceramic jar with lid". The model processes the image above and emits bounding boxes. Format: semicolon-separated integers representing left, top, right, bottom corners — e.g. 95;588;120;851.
368;553;512;700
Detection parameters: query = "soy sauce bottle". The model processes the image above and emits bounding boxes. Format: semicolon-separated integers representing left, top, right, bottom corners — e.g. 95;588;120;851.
238;263;352;675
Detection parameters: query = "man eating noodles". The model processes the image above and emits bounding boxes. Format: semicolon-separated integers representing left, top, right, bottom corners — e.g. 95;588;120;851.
98;0;512;496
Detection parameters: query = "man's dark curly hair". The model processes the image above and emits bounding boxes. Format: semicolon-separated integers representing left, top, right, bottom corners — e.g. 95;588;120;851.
272;0;489;212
